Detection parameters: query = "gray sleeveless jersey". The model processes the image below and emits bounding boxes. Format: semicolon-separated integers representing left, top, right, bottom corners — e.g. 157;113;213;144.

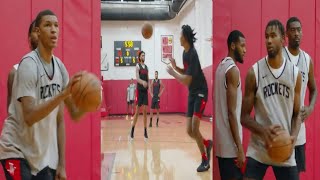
283;47;310;146
215;57;242;157
247;57;298;166
0;49;69;175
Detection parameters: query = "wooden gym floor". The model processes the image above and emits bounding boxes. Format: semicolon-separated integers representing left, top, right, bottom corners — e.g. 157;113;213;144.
101;114;212;180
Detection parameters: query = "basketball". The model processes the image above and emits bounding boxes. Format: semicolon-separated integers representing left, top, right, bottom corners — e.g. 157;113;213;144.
267;130;293;163
141;23;153;39
71;72;102;112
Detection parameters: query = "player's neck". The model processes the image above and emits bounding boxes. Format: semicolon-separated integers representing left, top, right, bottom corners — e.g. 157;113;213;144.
288;45;300;56
267;53;283;69
227;52;237;64
183;44;191;52
38;43;53;64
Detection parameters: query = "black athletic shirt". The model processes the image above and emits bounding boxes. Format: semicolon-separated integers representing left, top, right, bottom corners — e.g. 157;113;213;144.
183;47;208;94
152;79;160;96
137;63;148;91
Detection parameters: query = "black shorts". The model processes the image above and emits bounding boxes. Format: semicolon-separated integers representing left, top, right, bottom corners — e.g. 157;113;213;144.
295;144;306;172
217;157;243;180
127;100;134;105
136;90;148;107
244;157;299;180
151;96;160;109
1;158;56;180
187;93;207;118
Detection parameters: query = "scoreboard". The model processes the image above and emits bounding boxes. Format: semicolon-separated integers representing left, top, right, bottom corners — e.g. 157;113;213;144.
114;41;141;67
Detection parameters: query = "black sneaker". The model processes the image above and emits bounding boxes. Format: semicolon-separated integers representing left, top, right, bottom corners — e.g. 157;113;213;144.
144;129;148;139
130;126;135;140
197;160;210;172
206;140;213;162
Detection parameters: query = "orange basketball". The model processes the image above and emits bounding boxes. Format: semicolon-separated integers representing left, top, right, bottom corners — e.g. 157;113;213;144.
141;23;153;39
71;72;102;112
267;129;293;163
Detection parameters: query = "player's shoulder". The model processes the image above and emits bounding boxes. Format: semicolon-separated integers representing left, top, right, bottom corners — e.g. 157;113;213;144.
53;55;64;66
21;50;37;62
252;56;265;69
19;51;38;67
300;49;311;60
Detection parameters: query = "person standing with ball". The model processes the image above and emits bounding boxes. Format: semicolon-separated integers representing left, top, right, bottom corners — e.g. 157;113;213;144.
240;19;302;180
0;9;86;180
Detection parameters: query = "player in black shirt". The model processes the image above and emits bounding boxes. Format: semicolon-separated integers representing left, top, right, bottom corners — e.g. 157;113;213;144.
167;25;213;172
149;71;165;127
130;51;149;140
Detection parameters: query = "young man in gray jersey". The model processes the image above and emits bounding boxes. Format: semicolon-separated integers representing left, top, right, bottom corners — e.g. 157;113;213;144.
149;71;165;127
126;78;136;120
283;17;317;174
7;20;38;113
241;20;302;180
0;9;86;180
215;30;246;180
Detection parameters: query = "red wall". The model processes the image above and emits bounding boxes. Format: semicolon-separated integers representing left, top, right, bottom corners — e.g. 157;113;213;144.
213;0;320;179
0;1;101;179
103;65;212;117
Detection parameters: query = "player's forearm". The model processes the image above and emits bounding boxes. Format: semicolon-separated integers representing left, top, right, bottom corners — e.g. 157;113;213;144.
159;89;164;96
172;72;191;86
241;114;265;138
174;66;184;74
228;112;243;151
136;78;146;85
291;112;302;139
64;97;86;121
57;117;66;167
24;93;68;126
308;88;317;110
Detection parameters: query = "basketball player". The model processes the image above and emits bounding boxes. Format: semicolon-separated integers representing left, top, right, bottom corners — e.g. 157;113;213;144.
166;25;213;172
0;10;86;180
215;30;246;180
283;17;318;174
7;20;38;112
130;51;149;140
126;78;136;120
149;71;165;127
241;19;302;180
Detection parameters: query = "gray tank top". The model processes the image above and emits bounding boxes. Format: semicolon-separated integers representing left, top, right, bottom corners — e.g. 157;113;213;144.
247;57;298;166
214;57;242;158
282;47;309;146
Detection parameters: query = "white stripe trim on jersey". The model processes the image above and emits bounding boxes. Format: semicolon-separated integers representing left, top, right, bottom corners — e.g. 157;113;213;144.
224;64;236;88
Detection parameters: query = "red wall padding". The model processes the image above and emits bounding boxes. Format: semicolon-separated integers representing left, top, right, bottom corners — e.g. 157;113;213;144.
103;66;212;117
0;1;101;179
213;0;319;179
203;66;213;116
